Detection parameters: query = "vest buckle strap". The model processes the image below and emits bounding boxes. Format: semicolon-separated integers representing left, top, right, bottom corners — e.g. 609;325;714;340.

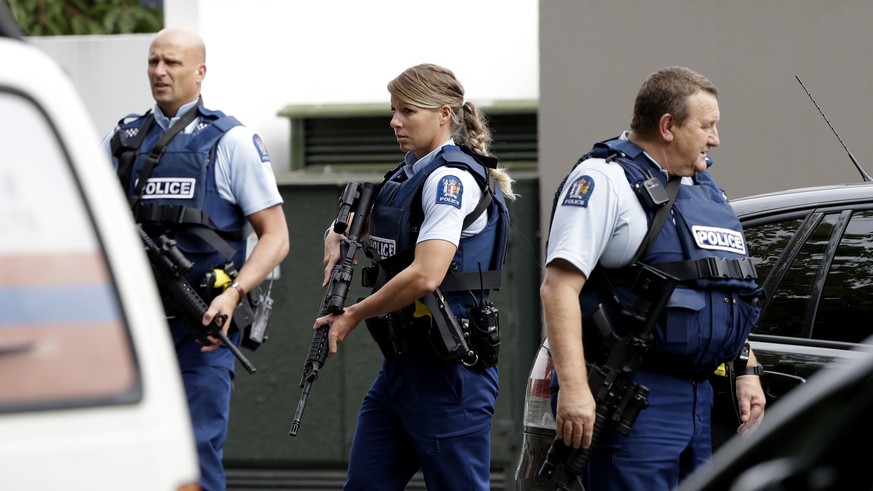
738;258;758;279
704;257;730;278
698;257;757;280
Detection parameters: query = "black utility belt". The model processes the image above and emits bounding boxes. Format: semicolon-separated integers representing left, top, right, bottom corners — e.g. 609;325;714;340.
364;294;500;369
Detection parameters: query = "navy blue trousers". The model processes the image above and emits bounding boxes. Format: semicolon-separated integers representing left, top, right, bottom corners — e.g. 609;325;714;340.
551;370;714;491
173;321;238;491
345;353;498;490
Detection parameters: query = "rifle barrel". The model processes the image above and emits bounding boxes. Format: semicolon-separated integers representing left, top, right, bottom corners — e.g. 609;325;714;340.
288;181;377;438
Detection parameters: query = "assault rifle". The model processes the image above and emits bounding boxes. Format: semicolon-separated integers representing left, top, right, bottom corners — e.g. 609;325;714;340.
289;181;377;437
535;263;678;490
136;224;257;374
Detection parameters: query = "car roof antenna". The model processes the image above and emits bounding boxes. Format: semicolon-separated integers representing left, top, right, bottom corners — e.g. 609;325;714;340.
795;75;873;182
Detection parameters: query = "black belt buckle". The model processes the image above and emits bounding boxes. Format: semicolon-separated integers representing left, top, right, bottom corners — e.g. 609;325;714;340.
705;257;730;278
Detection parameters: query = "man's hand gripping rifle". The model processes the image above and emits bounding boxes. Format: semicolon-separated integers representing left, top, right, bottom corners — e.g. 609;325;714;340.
535;263;678;490
136;224;257;374
289;181;377;437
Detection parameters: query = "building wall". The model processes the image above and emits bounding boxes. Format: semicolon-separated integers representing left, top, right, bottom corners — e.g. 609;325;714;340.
30;0;539;176
33;1;873;270
539;0;873;238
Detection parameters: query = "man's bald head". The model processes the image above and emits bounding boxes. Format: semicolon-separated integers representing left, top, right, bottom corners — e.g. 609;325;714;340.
147;27;207;117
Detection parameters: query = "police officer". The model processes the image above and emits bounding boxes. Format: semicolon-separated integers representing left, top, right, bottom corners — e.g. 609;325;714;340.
542;66;766;490
315;63;515;490
102;28;289;491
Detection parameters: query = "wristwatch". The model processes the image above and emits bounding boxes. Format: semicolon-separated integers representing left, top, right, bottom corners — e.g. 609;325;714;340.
230;281;246;305
740;364;764;377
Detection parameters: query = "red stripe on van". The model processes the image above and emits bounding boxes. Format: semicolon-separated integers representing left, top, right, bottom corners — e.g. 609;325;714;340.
0;253;110;286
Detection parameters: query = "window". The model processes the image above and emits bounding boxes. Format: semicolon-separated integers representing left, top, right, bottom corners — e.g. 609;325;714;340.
0;92;137;413
279;101;538;172
814;210;873;343
757;214;837;339
746;209;873;344
747;216;817;339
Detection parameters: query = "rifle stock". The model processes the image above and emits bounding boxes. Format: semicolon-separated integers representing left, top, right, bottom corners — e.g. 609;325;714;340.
289;181;377;437
536;264;678;489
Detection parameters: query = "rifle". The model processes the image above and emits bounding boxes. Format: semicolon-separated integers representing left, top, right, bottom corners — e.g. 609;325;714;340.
136;224;257;374
535;263;678;490
289;181;377;437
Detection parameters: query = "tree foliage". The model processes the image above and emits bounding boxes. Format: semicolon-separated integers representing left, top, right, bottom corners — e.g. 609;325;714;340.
4;0;162;36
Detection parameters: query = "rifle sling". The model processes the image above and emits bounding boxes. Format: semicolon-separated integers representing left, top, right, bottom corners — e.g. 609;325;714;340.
631;177;680;264
596;177;680;295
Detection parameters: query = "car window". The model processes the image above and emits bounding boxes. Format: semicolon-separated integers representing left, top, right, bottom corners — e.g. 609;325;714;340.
744;218;804;283
0;91;139;413
747;210;873;344
814;210;873;343
755;214;836;338
745;217;807;338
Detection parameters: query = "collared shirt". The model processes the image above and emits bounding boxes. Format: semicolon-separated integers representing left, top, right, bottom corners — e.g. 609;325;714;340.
546;131;647;277
402;139;486;246
101;99;282;217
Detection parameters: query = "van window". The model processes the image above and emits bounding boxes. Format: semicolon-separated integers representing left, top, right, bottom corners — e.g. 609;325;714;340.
0;91;139;413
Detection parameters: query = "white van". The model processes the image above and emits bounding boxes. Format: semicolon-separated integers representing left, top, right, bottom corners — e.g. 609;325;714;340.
0;10;201;491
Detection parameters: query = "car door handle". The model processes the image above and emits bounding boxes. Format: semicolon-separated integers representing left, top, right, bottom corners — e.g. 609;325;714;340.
761;371;806;399
0;341;34;357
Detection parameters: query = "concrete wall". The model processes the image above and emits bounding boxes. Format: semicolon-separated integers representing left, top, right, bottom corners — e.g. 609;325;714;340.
30;0;539;176
539;0;873;237
33;0;873;274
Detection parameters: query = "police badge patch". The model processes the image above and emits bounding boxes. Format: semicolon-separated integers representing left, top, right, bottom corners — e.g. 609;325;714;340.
253;134;270;163
436;175;463;209
562;175;595;207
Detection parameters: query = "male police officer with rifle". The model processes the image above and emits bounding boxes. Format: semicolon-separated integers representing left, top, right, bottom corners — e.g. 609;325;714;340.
102;28;289;491
536;264;677;490
539;67;765;491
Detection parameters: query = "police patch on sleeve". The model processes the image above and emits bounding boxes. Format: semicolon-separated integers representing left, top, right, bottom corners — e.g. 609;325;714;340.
562;175;595;207
253;134;270;163
691;225;747;255
436;175;463;209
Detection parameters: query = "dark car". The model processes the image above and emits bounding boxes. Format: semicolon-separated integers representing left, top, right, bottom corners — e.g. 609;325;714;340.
679;336;873;491
514;175;873;489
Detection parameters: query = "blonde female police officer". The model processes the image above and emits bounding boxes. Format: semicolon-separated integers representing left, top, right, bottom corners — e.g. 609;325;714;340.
316;63;515;490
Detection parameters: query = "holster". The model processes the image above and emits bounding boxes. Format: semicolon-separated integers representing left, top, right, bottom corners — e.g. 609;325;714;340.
418;290;470;363
364;290;474;364
239;285;273;351
365;312;404;360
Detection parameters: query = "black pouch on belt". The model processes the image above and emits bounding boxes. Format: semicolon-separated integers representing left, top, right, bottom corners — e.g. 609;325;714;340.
467;300;500;368
365;312;400;360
